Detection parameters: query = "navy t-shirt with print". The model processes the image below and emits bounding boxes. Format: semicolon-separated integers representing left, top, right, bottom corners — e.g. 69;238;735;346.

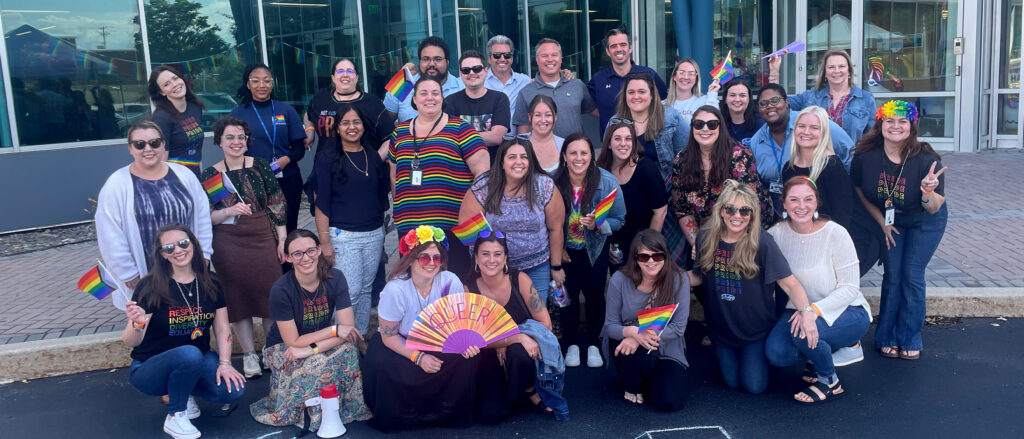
265;268;351;347
151;103;204;176
850;147;945;223
130;277;225;362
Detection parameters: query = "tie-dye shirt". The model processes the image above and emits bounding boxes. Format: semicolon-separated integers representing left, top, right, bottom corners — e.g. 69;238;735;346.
566;186;585;249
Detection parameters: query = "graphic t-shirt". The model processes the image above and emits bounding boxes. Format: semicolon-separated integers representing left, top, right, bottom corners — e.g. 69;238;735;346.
265;268;351;347
443;89;511;135
130;277;225;362
697;231;791;348
152;103;204;176
850;147;945;223
566;186;585;249
306;89;396;152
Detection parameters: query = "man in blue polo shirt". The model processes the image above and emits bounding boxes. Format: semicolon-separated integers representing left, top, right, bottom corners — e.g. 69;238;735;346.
587;28;667;139
483;34;531;123
384;36;464;122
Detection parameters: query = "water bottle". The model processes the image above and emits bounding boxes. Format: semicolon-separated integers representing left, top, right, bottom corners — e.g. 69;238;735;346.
609;243;623;265
549;280;570;308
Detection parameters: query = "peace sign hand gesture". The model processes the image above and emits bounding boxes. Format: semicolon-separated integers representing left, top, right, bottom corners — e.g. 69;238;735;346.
921;162;947;193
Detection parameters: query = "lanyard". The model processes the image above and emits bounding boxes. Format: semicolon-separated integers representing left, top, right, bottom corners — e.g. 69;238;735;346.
882;150;909;202
768;135;785;177
410;115;444;167
252;100;278;153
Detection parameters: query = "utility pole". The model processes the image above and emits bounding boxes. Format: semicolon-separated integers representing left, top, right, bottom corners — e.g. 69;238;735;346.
97;26;109;49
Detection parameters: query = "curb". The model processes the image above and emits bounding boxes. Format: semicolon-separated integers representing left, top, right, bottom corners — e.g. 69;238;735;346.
2;288;1022;383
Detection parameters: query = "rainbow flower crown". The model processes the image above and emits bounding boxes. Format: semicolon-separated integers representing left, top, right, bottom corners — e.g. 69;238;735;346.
875;100;918;123
399;225;449;256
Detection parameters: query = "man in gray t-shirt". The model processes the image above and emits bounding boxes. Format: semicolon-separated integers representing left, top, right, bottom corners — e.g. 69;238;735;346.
512;38;598;138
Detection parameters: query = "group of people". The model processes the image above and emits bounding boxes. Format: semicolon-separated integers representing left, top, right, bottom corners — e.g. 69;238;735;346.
94;29;948;438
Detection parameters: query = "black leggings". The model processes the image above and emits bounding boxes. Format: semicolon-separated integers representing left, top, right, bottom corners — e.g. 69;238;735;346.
610;339;689;412
276;173;303;233
560;244;609;348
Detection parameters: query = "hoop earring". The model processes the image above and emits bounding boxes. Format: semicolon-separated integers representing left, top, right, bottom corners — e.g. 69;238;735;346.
503;264;509;274
813;211;819;220
781;211;788;220
474;264;480;273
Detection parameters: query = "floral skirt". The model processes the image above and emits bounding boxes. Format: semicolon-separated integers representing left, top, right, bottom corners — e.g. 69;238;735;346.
250;342;372;429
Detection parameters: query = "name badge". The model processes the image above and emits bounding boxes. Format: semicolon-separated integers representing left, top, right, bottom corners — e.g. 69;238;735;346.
411;169;423;186
769;180;783;194
884;199;895;226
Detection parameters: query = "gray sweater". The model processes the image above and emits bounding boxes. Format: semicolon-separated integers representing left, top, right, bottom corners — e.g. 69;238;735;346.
601;271;691;367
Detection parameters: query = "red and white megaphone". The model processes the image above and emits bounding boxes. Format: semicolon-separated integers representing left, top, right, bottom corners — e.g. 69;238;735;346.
304;383;346;438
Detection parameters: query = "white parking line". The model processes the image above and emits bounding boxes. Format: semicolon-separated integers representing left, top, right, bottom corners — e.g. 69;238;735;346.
636;425;732;439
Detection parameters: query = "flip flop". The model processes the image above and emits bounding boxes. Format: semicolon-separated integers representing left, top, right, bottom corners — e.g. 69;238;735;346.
880;346;900;359
899;350;920;360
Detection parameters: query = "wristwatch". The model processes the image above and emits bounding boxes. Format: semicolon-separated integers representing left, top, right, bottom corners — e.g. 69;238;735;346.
310;343;319;355
800;306;815;313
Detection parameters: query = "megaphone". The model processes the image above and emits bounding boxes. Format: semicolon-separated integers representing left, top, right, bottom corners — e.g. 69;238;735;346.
304;383;346;438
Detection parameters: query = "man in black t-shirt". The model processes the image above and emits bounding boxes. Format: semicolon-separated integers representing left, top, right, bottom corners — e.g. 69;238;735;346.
445;50;510;161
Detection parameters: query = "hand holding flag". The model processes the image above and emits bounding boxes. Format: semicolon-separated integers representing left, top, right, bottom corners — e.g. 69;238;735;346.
637;304;679;353
590;188;619;229
77;261;119;301
452;212;492;246
385;67;414;101
710;51;735;83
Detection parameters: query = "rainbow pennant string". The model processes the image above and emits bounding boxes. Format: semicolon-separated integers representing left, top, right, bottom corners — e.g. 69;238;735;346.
77;264;118;300
385;68;414;101
876;100;918;123
202;172;235;204
592;188;618;228
710;51;735;83
451;212;491;245
637;304;677;333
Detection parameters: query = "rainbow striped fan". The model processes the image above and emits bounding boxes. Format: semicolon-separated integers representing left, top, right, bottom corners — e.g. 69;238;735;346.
405;293;520;354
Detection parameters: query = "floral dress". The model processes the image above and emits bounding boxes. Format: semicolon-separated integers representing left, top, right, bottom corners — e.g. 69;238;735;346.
669;144;775;228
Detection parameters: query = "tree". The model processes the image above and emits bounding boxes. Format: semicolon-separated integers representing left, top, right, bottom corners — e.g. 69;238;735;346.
134;0;228;63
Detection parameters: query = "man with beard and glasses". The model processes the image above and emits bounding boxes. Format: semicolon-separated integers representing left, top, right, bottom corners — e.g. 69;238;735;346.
588;28;667;139
385;36;465;123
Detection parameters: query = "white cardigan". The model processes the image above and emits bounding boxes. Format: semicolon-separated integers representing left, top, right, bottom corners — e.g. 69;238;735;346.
95;163;213;309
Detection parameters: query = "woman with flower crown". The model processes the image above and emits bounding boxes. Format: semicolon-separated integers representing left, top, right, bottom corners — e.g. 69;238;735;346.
362;225;482;432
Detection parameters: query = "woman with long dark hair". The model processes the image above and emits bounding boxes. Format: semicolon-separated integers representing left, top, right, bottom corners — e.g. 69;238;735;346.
148;66;206;176
718;79;763;146
304;58;395;158
122;223;244;439
610;72;688;183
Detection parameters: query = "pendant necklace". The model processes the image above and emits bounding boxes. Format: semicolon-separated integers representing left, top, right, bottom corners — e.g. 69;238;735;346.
176;278;203;340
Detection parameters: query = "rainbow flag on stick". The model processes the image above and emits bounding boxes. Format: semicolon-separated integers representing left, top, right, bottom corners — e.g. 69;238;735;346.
591;188;618;229
451;212;491;246
761;40;806;59
201;172;241;204
710;50;735;83
77;261;119;301
637;304;678;333
385;67;414;101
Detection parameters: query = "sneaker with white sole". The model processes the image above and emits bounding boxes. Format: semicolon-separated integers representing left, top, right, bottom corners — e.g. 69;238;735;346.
185;396;200;420
586;345;603;368
832;344;865;367
564;345;581;367
243;352;262;378
262;353;271;370
164;411;201;439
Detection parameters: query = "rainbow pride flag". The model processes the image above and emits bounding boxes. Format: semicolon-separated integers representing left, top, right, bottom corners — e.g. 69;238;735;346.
592;188;618;228
637;304;678;333
385;68;414;101
202;172;238;204
451;212;491;245
710;51;735;83
77;263;118;300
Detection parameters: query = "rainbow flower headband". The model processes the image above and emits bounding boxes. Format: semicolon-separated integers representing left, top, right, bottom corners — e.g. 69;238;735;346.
875;100;918;123
399;225;448;256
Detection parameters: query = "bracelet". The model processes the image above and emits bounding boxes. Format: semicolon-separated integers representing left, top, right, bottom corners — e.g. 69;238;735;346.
410;350;421;364
331;325;338;337
304;126;315;132
132;321;146;329
920;186;934;195
550;265;563;271
318;231;330;236
218;360;231;366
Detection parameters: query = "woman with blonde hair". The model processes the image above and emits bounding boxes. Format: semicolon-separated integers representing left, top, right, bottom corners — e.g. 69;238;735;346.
664;59;721;123
685;180;816;394
781;106;856;229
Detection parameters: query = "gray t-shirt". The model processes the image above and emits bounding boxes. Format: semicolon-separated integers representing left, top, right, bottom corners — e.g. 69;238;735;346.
377;270;463;337
513;76;597;138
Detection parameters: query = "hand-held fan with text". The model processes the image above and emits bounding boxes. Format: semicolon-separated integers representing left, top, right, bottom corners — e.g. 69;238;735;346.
405;293;519;353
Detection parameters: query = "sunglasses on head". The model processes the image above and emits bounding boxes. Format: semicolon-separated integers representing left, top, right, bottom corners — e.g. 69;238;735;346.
460;65;485;74
722;205;754;217
417;253;444;266
636;251;665;263
491;52;513;60
692;119;720;130
502;133;531;141
160;238;191;254
289;247;319;260
608;116;634;125
757;96;784;107
130;139;165;150
478;230;505;239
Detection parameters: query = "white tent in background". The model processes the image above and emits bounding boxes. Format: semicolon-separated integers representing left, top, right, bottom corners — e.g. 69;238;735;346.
807;14;906;52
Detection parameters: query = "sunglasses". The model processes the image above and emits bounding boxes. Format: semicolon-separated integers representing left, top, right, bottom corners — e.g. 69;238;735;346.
692;119;720;130
479;230;506;239
722;205;754;217
130;139;165;150
460;65;485;74
491;52;513;60
160;238;191;254
417;253;444;266
289;246;319;260
502;133;531;141
608;116;634;125
636;252;665;263
757;96;784;107
334;68;356;75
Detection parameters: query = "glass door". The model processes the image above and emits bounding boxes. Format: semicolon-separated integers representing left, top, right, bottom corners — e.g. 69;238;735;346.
989;0;1023;149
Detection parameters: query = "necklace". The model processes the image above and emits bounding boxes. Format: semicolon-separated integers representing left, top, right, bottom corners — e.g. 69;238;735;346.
333;90;360;101
175;278;203;340
296;273;322;302
344;147;369;176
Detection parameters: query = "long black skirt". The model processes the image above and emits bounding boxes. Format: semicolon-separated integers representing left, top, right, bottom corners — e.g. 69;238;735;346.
362;333;479;432
476;343;536;423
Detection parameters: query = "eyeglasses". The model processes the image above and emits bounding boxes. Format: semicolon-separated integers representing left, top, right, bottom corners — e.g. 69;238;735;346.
417;253;444;266
221;134;248;142
334;68;356;75
338;119;363;127
130;139;165;150
691;119;721;130
492;52;513;60
608;116;634;125
460;65;485;74
160;238;191;254
248;78;274;85
289;247;319;260
757;96;784;107
478;230;505;239
722;205;754;217
636;252;665;263
421;56;446;64
675;70;698;78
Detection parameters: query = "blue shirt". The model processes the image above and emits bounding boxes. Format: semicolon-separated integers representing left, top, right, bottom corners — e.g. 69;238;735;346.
485;69;531;123
587;64;668;138
787;86;877;144
383;72;464;123
229;99;306;177
748;110;853;185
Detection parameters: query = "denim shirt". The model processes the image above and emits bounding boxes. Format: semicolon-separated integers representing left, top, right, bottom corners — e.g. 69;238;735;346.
605;106;689;183
518;319;569;421
788;86;876;143
570;168;626;264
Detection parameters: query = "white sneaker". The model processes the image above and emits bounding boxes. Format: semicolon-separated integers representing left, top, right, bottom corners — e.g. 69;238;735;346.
832;344;865;367
586;345;603;368
163;411;201;439
243;352;262;378
185;396;200;420
564;345;581;367
262;353;271;370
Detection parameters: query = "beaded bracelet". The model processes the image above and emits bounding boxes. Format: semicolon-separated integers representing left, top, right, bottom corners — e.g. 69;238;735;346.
410;351;421;364
331;325;338;337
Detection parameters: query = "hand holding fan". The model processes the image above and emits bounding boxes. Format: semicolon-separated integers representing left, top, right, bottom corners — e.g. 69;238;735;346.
405;293;520;354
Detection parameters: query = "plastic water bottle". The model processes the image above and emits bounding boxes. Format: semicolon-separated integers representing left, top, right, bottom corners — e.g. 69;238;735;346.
609;243;623;265
549;280;570;308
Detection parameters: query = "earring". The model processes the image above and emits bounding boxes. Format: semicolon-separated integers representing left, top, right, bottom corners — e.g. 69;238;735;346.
781;211;788;220
503;264;509;274
813;211;819;220
474;264;480;273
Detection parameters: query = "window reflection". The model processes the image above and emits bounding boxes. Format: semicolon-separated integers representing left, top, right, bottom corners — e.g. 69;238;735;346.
806;1;851;90
999;0;1022;89
714;0;768;93
0;62;8;146
864;0;958;93
528;0;587;79
589;0;627;77
876;96;955;137
361;0;427;97
431;0;458;76
457;0;527;75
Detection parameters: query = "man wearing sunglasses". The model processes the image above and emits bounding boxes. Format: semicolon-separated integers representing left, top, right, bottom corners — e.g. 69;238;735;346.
587;28;667;139
484;35;531;123
445;50;510;159
748;84;853;216
512;38;598;138
385;36;465;123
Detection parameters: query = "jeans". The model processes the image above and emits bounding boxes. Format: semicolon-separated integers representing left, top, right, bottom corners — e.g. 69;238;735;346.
714;339;769;394
330;225;384;333
766;307;870;383
129;346;244;414
875;206;947;351
522;261;551;303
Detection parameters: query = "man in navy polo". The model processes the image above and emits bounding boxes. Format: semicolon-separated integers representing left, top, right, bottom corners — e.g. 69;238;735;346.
587;28;667;138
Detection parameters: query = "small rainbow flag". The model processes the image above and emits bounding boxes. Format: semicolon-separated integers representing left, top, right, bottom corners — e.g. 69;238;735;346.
637;304;678;333
710;50;735;83
451;212;491;246
761;40;806;59
592;188;618;229
202;172;238;204
385;68;414;101
77;263;118;300
274;114;286;123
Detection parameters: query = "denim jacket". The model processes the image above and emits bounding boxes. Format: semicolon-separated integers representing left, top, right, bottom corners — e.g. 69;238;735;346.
569;168;626;264
518;319;569;421
606;106;689;183
788;86;876;143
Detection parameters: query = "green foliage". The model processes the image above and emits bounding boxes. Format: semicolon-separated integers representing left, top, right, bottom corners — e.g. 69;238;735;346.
134;0;229;63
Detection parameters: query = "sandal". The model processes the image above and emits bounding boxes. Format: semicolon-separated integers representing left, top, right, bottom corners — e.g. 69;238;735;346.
795;380;845;405
899;350;920;360
528;392;554;414
623;391;644;405
880;346;900;359
801;364;818;384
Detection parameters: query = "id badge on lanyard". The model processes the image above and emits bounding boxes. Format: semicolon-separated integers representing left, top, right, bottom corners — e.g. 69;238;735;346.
769;179;783;194
884;198;895;226
410;154;423;186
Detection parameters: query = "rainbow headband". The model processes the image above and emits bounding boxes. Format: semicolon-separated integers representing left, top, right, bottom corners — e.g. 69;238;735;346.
875;100;918;123
399;225;449;256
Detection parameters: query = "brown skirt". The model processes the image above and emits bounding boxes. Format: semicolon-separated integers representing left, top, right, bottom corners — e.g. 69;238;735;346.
211;211;282;322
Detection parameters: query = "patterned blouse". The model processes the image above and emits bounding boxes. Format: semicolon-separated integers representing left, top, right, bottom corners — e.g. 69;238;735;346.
200;157;287;227
669;144;776;227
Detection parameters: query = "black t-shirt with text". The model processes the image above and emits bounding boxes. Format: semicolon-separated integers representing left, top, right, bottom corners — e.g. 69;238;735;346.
850;147;944;224
265;268;351;347
306;89;396;153
130;277;226;362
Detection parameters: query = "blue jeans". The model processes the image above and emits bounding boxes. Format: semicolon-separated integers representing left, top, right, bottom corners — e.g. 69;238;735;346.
875;206;947;351
522;261;551;303
766;307;870;383
714;339;769;394
129;346;244;414
330;225;384;333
